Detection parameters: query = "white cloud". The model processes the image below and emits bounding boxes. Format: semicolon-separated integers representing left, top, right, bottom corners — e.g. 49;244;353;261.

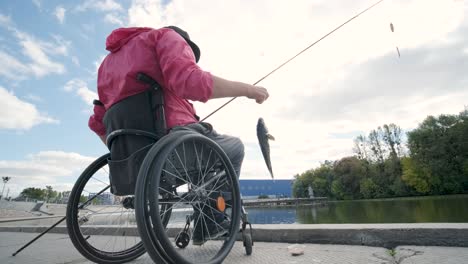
123;0;467;179
76;87;97;105
79;24;95;40
0;15;69;79
32;0;42;11
76;0;123;12
15;32;66;77
28;151;96;168
0;86;58;130
64;79;97;105
0;151;97;197
44;35;71;56
64;79;85;92
24;94;43;102
71;56;80;66
54;6;66;24
82;23;95;33
0;50;30;80
93;54;106;74
104;13;124;25
127;0;165;26
0;14;12;28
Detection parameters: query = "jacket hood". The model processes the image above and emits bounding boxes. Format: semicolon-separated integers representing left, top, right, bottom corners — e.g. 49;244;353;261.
106;27;152;52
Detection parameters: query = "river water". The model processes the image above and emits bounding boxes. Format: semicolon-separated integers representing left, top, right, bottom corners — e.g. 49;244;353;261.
246;194;468;224
2;195;467;226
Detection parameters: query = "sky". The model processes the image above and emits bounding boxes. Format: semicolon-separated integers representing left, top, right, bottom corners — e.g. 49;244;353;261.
0;0;467;198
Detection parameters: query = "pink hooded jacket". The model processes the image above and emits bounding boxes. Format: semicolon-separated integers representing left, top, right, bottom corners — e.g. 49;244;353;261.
88;27;213;136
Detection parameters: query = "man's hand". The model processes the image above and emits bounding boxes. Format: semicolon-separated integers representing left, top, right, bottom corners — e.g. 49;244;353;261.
247;86;269;104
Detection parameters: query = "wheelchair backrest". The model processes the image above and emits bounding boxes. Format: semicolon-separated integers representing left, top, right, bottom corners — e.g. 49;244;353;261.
102;73;166;195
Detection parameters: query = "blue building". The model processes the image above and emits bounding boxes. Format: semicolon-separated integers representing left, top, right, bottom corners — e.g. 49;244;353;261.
239;179;293;199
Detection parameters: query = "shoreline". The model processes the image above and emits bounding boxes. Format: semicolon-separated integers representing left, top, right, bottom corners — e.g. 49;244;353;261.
2;223;468;248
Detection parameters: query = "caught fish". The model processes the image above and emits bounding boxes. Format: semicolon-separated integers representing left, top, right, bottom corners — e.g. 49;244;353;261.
256;118;275;179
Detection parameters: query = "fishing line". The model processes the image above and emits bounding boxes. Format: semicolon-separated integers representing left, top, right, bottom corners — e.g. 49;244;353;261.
201;0;387;122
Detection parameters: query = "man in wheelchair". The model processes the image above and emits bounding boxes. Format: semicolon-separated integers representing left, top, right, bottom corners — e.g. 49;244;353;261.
88;26;269;246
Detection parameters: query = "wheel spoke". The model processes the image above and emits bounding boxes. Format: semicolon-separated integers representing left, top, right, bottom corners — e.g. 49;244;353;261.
67;154;143;263
141;134;240;264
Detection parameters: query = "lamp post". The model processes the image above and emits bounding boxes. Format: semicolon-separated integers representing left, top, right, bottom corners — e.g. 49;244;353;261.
1;176;12;200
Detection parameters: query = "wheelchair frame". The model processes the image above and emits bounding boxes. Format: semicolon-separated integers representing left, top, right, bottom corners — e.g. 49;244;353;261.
65;73;254;264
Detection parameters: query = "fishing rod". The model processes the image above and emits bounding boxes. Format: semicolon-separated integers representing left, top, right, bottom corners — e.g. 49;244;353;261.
201;0;386;122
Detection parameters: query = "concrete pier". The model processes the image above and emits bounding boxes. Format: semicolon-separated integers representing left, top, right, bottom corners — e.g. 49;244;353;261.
2;223;468;248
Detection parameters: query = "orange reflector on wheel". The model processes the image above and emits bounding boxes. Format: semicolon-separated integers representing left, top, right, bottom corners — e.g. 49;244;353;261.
217;196;226;212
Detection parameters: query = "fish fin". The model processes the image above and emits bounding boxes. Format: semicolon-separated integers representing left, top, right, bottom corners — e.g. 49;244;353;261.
267;133;275;141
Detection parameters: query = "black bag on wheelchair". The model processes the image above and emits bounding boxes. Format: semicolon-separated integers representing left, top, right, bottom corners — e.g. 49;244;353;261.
103;74;166;196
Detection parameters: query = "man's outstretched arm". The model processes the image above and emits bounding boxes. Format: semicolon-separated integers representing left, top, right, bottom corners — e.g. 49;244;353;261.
210;75;269;104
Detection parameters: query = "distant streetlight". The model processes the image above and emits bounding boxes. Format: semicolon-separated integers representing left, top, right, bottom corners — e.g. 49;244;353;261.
1;176;12;200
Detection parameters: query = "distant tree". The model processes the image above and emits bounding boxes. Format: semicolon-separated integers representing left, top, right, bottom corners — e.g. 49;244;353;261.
405;110;468;194
45;185;57;202
401;157;431;194
331;180;345;200
353;135;370;160
294;109;468;200
310;162;334;197
382;124;403;160
359;178;380;199
368;129;385;165
332;157;364;199
292;174;307;198
80;195;87;203
20;187;46;200
292;161;336;198
353;123;408;198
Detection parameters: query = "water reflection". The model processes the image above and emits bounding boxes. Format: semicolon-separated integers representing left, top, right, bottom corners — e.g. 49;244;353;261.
245;207;297;224
2;195;468;226
247;194;468;224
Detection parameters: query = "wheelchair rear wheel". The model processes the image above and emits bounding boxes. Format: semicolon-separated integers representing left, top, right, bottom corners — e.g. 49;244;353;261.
66;153;169;263
135;131;241;264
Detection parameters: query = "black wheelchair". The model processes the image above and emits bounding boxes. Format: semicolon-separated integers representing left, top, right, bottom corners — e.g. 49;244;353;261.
66;73;253;264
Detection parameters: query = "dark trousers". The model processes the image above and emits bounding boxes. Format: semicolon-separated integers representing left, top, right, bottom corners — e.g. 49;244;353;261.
170;122;245;178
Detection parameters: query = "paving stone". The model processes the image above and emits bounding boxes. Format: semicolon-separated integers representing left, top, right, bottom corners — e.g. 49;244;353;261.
396;246;468;264
0;232;389;264
1;232;467;264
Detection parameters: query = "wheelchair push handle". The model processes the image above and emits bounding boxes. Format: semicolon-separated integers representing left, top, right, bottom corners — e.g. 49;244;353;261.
137;72;158;88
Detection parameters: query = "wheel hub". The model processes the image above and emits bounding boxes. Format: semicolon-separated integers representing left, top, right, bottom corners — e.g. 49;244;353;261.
122;196;135;209
194;189;209;202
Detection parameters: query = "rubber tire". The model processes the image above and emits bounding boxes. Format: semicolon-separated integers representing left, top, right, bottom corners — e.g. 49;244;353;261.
243;233;253;256
66;154;146;264
135;131;242;264
135;132;182;264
